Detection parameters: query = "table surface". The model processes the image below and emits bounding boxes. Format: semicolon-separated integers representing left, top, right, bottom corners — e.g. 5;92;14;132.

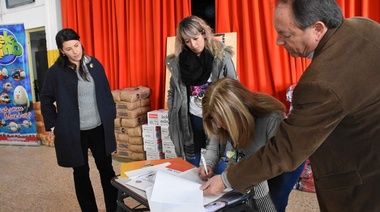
113;157;237;211
113;157;195;211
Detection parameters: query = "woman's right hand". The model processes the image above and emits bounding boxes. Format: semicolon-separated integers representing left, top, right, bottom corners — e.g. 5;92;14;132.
198;165;214;181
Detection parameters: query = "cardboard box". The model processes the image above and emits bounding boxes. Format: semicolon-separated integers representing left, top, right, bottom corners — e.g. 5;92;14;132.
165;152;178;159
142;124;161;139
160;125;170;140
145;151;165;160
143;139;162;152
162;139;176;154
147;109;169;126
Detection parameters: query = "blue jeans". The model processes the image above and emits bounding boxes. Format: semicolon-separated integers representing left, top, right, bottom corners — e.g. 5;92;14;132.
186;151;201;167
268;161;306;212
214;160;228;174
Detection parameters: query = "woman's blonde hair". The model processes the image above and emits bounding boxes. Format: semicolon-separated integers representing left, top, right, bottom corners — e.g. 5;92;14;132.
174;15;229;60
202;77;286;148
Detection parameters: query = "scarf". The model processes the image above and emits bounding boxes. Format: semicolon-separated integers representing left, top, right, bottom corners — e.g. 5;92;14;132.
179;48;214;86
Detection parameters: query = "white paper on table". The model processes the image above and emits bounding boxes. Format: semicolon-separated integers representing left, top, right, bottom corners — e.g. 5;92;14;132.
124;162;175;191
147;170;206;212
124;170;157;191
124;162;172;178
178;167;232;205
177;167;204;184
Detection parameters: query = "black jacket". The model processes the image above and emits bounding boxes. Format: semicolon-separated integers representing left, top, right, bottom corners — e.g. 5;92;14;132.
40;56;116;167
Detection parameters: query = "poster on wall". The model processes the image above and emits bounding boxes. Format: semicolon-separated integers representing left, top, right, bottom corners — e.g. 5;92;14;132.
0;24;38;145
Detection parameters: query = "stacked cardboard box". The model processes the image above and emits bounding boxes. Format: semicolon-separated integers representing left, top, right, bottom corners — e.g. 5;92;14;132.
143;109;177;160
160;125;177;158
112;86;151;160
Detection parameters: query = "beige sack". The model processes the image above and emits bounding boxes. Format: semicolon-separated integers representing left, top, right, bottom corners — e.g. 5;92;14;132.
120;86;151;102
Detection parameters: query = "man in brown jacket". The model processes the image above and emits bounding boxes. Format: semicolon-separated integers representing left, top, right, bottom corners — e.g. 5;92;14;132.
201;0;380;211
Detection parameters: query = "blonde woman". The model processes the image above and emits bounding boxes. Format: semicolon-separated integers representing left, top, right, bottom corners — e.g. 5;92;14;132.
200;77;285;211
166;16;238;166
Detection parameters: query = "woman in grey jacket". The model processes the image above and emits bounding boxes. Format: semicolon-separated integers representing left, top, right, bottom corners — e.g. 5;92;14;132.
200;77;286;211
166;15;237;166
40;28;117;212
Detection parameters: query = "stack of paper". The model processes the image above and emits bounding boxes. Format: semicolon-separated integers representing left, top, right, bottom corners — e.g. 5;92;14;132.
146;171;205;212
122;159;237;212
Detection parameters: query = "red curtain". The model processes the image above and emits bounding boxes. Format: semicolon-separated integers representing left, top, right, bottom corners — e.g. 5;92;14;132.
61;0;379;109
216;0;380;104
61;0;191;110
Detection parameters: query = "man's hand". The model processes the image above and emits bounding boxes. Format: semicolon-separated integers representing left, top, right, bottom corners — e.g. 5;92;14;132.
200;175;226;196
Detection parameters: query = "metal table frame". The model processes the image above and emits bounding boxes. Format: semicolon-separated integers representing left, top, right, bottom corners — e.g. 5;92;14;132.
111;176;150;212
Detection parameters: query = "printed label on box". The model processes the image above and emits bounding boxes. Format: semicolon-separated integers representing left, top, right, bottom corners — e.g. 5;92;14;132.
147;109;169;126
142;124;161;139
160;125;170;140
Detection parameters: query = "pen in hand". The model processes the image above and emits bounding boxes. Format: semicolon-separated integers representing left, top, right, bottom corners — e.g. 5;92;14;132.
201;155;209;179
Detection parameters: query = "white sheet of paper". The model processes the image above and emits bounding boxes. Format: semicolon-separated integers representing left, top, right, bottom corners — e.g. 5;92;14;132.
178;167;232;205
124;162;187;191
148;170;205;212
124;162;171;178
124;170;157;191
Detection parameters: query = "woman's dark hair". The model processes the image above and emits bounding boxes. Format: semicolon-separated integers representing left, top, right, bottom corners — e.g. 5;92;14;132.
55;28;89;81
277;0;343;30
55;28;80;49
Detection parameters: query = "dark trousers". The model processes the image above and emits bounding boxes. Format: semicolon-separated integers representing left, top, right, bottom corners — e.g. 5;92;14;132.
268;161;306;212
187;114;207;167
73;125;118;212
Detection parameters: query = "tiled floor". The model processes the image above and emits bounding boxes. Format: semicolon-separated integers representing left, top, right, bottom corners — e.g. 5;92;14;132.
286;189;319;211
0;145;319;211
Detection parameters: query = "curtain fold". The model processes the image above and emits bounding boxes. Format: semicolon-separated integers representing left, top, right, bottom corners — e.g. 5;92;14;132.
60;0;191;110
61;0;378;109
215;0;310;103
216;0;379;104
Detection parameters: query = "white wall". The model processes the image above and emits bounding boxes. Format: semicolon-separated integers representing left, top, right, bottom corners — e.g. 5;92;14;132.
0;0;62;50
0;0;62;102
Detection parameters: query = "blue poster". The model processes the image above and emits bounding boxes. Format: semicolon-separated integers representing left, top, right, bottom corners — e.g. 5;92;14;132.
0;24;38;145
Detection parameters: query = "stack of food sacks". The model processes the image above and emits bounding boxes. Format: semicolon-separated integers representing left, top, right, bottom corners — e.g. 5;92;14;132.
34;101;55;147
111;86;151;161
